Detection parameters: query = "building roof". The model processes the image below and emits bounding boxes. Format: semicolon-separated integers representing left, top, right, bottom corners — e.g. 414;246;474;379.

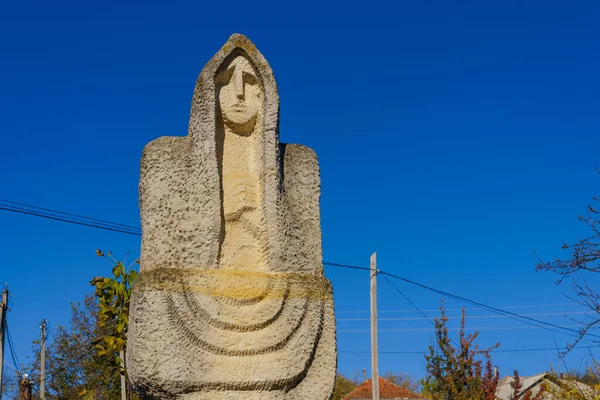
495;372;597;400
343;377;426;400
495;373;547;400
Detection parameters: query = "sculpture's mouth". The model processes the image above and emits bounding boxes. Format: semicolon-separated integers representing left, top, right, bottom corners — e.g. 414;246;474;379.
231;104;247;112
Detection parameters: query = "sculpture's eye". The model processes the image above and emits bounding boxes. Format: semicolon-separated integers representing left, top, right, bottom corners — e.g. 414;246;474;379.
244;72;258;86
217;68;233;86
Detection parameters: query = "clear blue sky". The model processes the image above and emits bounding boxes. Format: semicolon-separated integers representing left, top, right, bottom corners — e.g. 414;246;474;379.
2;0;600;385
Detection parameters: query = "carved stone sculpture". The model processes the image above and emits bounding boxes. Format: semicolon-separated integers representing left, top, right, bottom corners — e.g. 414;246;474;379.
127;34;337;400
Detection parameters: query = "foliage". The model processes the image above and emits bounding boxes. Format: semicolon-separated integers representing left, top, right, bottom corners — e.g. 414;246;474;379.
536;178;600;353
21;295;139;399
421;304;500;400
1;252;140;399
90;250;138;374
332;373;357;400
382;371;421;393
568;364;600;387
509;370;546;400
546;382;600;400
545;366;600;400
350;370;364;385
1;369;19;399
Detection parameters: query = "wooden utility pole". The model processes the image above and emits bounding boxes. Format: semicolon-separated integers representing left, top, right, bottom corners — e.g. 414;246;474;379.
40;319;47;400
370;252;379;400
0;286;8;395
19;374;32;400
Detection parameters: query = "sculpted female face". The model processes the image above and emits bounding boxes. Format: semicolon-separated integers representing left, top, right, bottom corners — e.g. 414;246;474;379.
216;54;263;134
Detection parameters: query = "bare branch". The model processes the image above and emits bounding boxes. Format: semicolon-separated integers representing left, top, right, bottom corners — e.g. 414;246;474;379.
536;187;600;355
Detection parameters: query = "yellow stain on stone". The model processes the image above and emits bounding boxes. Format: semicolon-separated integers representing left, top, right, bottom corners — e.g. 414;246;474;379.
222;35;258;58
138;268;333;302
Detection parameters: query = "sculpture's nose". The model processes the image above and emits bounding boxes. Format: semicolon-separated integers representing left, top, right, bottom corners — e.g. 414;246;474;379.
235;68;244;100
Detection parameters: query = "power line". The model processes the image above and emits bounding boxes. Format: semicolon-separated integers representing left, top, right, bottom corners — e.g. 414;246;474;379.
336;302;579;314
379;271;463;349
339;345;600;354
380;273;436;328
337;311;590;322
2;199;597;340
0;199;140;231
323;261;371;272
379;270;600;339
338;325;600;333
0;205;141;236
0;202;365;268
323;262;598;339
3;198;600;387
29;352;40;376
5;321;21;377
322;257;599;339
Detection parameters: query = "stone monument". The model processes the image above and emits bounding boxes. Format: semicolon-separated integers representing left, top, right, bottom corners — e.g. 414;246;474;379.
127;34;337;399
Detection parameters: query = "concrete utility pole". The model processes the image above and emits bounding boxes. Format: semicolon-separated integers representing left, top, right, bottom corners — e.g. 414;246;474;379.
0;286;8;396
120;350;127;400
370;252;379;400
40;319;47;400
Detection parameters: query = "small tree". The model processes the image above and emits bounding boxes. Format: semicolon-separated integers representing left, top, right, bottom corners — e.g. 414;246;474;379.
332;373;356;400
510;370;546;400
570;364;600;387
1;369;19;399
536;178;599;353
382;371;421;393
422;303;500;400
90;250;138;397
545;367;600;400
509;370;522;400
23;295;137;399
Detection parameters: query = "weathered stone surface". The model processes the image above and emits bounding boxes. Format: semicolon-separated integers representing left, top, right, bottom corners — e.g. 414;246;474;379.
127;34;337;399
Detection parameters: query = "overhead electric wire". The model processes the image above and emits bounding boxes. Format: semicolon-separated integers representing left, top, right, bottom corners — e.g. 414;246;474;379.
6;321;22;376
0;205;141;236
3;198;598;344
337;311;590;321
28;349;41;376
0;202;360;266
322;261;371;272
339;345;600;354
336;302;579;314
379;270;600;339
0;199;140;231
322;261;597;340
379;272;463;348
380;273;436;328
338;325;600;333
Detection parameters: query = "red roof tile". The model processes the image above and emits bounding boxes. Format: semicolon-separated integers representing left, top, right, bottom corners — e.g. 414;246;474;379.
343;377;426;399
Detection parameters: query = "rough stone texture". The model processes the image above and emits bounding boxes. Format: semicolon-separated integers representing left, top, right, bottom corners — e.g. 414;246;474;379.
127;34;337;399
